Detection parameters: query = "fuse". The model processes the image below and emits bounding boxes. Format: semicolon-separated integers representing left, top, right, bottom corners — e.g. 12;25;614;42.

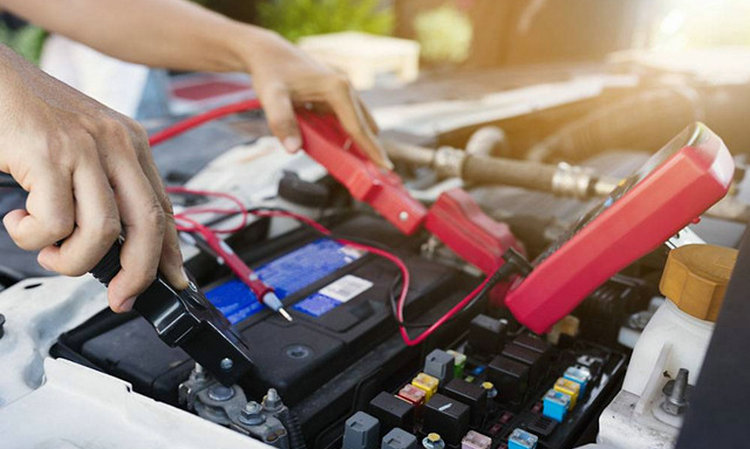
542;389;570;422
554;378;580;409
412;373;439;401
508;428;538;449
563;366;591;396
447;350;467;379
461;431;492;449
398;384;427;407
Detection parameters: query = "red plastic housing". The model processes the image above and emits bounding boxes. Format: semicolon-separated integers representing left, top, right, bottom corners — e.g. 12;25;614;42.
504;124;734;333
297;112;426;234
425;188;525;274
297;112;523;275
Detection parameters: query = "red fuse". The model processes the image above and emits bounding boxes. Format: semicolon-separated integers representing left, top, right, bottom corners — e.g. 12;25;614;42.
398;384;427;407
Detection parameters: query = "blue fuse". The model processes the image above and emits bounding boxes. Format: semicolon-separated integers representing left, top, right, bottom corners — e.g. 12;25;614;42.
563;366;592;396
542;389;571;422
508;428;538;449
471;365;486;376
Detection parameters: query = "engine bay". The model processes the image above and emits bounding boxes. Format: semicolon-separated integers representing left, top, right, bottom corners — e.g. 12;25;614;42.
1;60;749;449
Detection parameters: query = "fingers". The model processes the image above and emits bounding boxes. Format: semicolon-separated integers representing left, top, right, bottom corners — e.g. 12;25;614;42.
130;123;188;292
3;162;75;250
358;97;380;135
37;154;120;276
100;135;167;312
327;78;393;169
259;83;302;153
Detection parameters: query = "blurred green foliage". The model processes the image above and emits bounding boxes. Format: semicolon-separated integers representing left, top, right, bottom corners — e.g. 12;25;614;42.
0;24;47;64
257;0;393;42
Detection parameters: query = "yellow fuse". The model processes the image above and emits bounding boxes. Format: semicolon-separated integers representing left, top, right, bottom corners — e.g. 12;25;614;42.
554;377;580;409
412;373;439;401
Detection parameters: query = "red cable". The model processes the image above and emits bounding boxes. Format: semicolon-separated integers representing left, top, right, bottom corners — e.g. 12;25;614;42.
249;208;484;346
148;99;262;146
147;99;490;346
165;185;249;234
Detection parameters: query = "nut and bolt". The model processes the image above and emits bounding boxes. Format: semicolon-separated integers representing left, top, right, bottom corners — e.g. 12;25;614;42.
262;388;284;412
661;368;690;416
220;357;234;371
207;384;236;402
422;433;445;449
239;401;266;426
481;381;498;399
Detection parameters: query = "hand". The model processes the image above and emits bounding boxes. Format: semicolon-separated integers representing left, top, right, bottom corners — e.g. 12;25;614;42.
0;45;188;311
237;29;393;169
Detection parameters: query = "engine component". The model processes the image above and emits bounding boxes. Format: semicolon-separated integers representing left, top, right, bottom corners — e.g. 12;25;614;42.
343;412;381;449
423;349;455;384
508;428;538;449
460;430;492;449
443;378;488;426
340;328;626;449
487;355;529;402
369;392;416;434
421;433;445;449
467;314;508;356
542;389;570;422
598;243;737;449
383;139;619;199
422;393;471;446
661;368;691;417
624;244;737;397
381;428;418;449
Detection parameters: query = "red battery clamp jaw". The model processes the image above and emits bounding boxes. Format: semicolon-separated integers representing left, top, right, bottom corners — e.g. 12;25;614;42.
505;123;735;334
296;111;524;275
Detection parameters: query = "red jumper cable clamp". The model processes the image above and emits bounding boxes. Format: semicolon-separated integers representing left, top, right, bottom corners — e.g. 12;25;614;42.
296;110;525;276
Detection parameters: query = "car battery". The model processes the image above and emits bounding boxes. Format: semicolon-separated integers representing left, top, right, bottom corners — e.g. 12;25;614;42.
55;213;477;406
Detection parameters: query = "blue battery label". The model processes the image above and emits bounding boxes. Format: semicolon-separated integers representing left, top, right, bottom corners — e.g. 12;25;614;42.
205;238;365;324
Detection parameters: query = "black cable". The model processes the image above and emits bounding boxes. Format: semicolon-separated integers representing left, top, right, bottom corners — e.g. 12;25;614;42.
392;247;533;332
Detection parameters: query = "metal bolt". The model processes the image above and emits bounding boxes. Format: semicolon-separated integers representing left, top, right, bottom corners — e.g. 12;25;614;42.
239;401;266;425
220;357;234;371
207;384;235;402
190;363;207;382
262;388;284;412
422;433;445;449
481;381;498;399
399;211;409;222
661;368;690;416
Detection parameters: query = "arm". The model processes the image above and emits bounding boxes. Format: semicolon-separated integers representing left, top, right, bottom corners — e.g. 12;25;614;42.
0;43;188;311
0;0;391;167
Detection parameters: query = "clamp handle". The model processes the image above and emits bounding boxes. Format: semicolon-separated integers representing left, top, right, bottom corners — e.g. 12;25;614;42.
89;240;255;386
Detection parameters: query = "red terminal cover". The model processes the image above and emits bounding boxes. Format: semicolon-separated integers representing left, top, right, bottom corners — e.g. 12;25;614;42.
505;123;735;333
296;112;427;234
425;188;525;274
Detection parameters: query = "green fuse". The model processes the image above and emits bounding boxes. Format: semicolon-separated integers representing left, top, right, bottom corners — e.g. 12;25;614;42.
447;350;467;379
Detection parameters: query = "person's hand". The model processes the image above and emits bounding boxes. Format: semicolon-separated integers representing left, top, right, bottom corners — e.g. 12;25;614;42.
237;29;393;169
0;45;188;312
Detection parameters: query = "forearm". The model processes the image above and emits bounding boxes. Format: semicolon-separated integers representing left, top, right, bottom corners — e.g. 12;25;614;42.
0;0;261;72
